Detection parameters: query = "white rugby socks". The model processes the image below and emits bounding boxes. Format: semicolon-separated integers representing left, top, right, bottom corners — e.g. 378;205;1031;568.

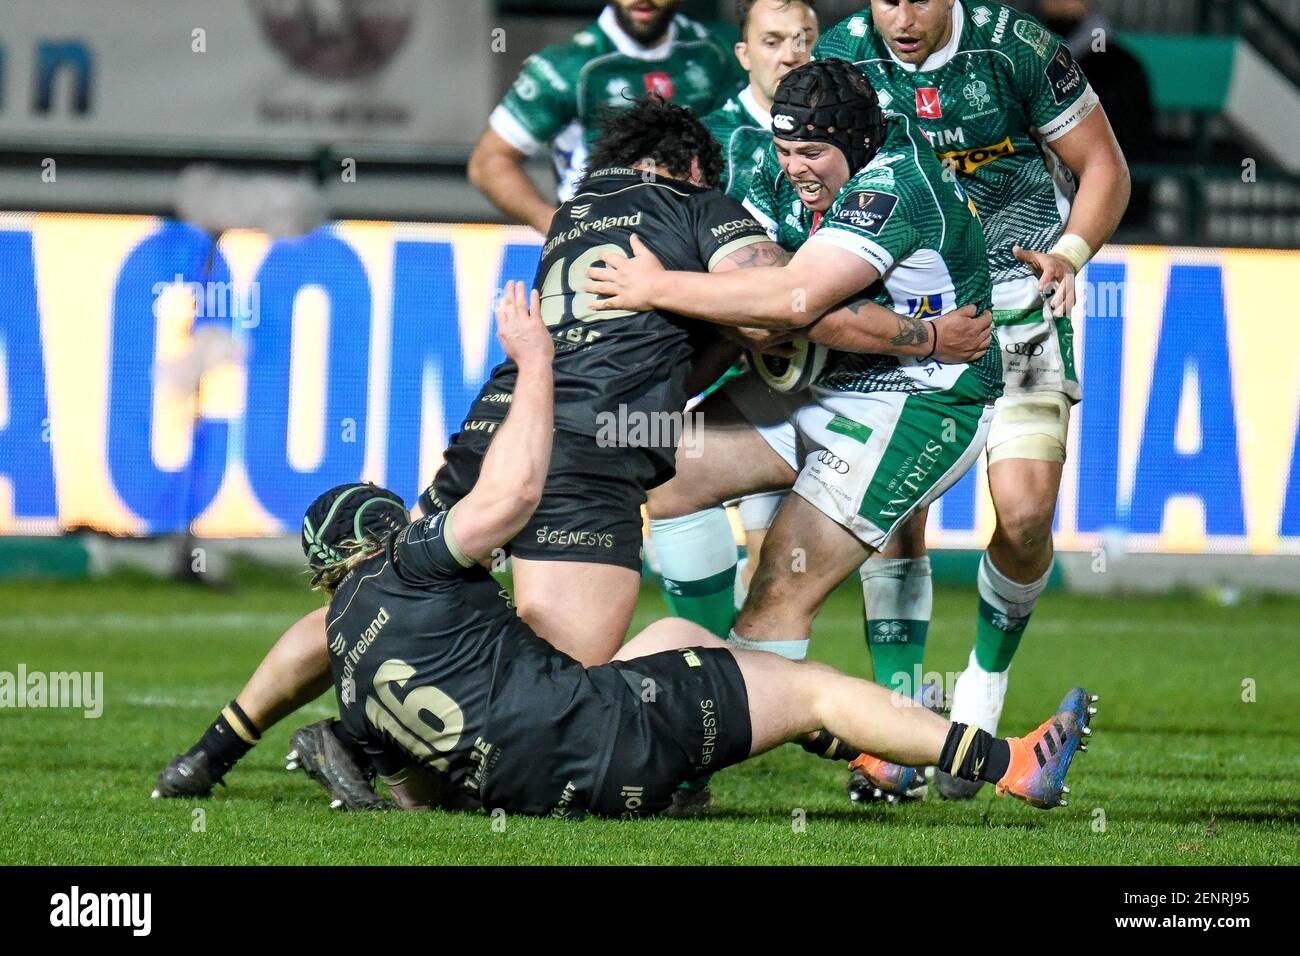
727;630;809;661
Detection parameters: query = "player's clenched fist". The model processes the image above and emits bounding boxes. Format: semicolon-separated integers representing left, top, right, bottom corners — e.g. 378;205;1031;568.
930;304;993;365
496;280;553;367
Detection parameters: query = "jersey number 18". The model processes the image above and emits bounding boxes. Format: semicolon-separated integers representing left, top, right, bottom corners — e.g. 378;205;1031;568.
539;243;637;334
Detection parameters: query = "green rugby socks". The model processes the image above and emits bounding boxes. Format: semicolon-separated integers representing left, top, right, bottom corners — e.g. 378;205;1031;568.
861;557;932;697
974;553;1050;673
650;509;738;639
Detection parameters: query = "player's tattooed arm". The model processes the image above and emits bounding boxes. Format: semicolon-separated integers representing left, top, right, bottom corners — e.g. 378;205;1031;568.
720;240;791;271
711;242;801;351
806;298;993;364
804;296;931;358
889;313;932;349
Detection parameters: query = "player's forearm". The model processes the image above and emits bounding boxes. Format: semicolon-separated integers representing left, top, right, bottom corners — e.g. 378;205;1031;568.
1066;164;1128;254
803;298;933;358
468;153;558;235
476;362;554;517
646;266;820;329
1063;155;1130;255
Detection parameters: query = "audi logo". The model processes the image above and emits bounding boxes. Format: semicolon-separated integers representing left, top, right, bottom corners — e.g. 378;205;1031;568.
817;451;851;474
1004;341;1046;356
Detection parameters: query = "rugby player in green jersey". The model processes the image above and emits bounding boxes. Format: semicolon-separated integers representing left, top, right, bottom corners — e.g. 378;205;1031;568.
587;60;1005;807
652;1;1131;806
812;0;1130;800
704;0;820;202
468;1;746;234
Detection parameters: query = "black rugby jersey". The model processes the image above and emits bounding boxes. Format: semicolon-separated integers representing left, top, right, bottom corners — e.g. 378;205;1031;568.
326;509;637;815
469;167;769;473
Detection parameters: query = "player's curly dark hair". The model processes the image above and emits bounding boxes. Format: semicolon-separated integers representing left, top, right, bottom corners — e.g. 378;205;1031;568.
585;96;724;188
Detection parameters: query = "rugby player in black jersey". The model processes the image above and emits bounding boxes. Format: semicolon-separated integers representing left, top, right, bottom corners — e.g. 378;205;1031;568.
153;97;990;801
427;97;989;667
290;280;1092;819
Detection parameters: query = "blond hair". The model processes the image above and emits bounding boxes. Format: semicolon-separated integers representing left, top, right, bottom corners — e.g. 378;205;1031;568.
310;536;387;593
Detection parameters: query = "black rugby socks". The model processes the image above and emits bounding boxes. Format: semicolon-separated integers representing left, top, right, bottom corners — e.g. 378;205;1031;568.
187;699;261;778
800;730;860;762
938;721;1010;784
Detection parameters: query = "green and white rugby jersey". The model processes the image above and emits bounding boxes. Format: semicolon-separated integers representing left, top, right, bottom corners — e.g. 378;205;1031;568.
703;85;773;201
814;2;1098;293
743;114;1000;404
815;2;1097;400
490;7;745;201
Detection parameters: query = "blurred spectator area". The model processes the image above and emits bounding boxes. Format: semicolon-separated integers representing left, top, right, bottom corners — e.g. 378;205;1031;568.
0;0;1296;247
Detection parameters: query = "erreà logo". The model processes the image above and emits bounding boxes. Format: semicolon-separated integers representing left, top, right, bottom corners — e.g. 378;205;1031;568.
570;203;591;219
773;113;796;133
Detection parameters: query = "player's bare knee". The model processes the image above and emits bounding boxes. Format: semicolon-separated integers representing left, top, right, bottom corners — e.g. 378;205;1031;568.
646;486;690;521
881;509;929;558
994;504;1055;563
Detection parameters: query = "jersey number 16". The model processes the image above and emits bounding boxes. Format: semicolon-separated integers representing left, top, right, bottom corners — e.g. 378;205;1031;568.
365;658;464;773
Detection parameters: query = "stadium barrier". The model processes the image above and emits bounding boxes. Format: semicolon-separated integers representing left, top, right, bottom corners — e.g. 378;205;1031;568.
1;214;1297;577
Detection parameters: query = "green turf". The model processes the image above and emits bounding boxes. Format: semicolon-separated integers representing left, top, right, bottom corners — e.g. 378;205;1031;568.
1;566;1297;865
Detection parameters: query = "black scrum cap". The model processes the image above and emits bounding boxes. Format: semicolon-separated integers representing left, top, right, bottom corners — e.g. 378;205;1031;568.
770;59;886;174
301;482;407;572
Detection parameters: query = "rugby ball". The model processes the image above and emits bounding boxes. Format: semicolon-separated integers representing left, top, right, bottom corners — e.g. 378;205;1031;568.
751;340;828;393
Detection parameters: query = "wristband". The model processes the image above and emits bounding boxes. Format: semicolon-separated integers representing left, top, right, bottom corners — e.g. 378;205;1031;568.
1049;233;1093;274
923;322;938;362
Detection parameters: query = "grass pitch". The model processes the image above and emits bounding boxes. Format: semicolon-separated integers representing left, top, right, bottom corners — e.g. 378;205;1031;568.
1;565;1296;866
